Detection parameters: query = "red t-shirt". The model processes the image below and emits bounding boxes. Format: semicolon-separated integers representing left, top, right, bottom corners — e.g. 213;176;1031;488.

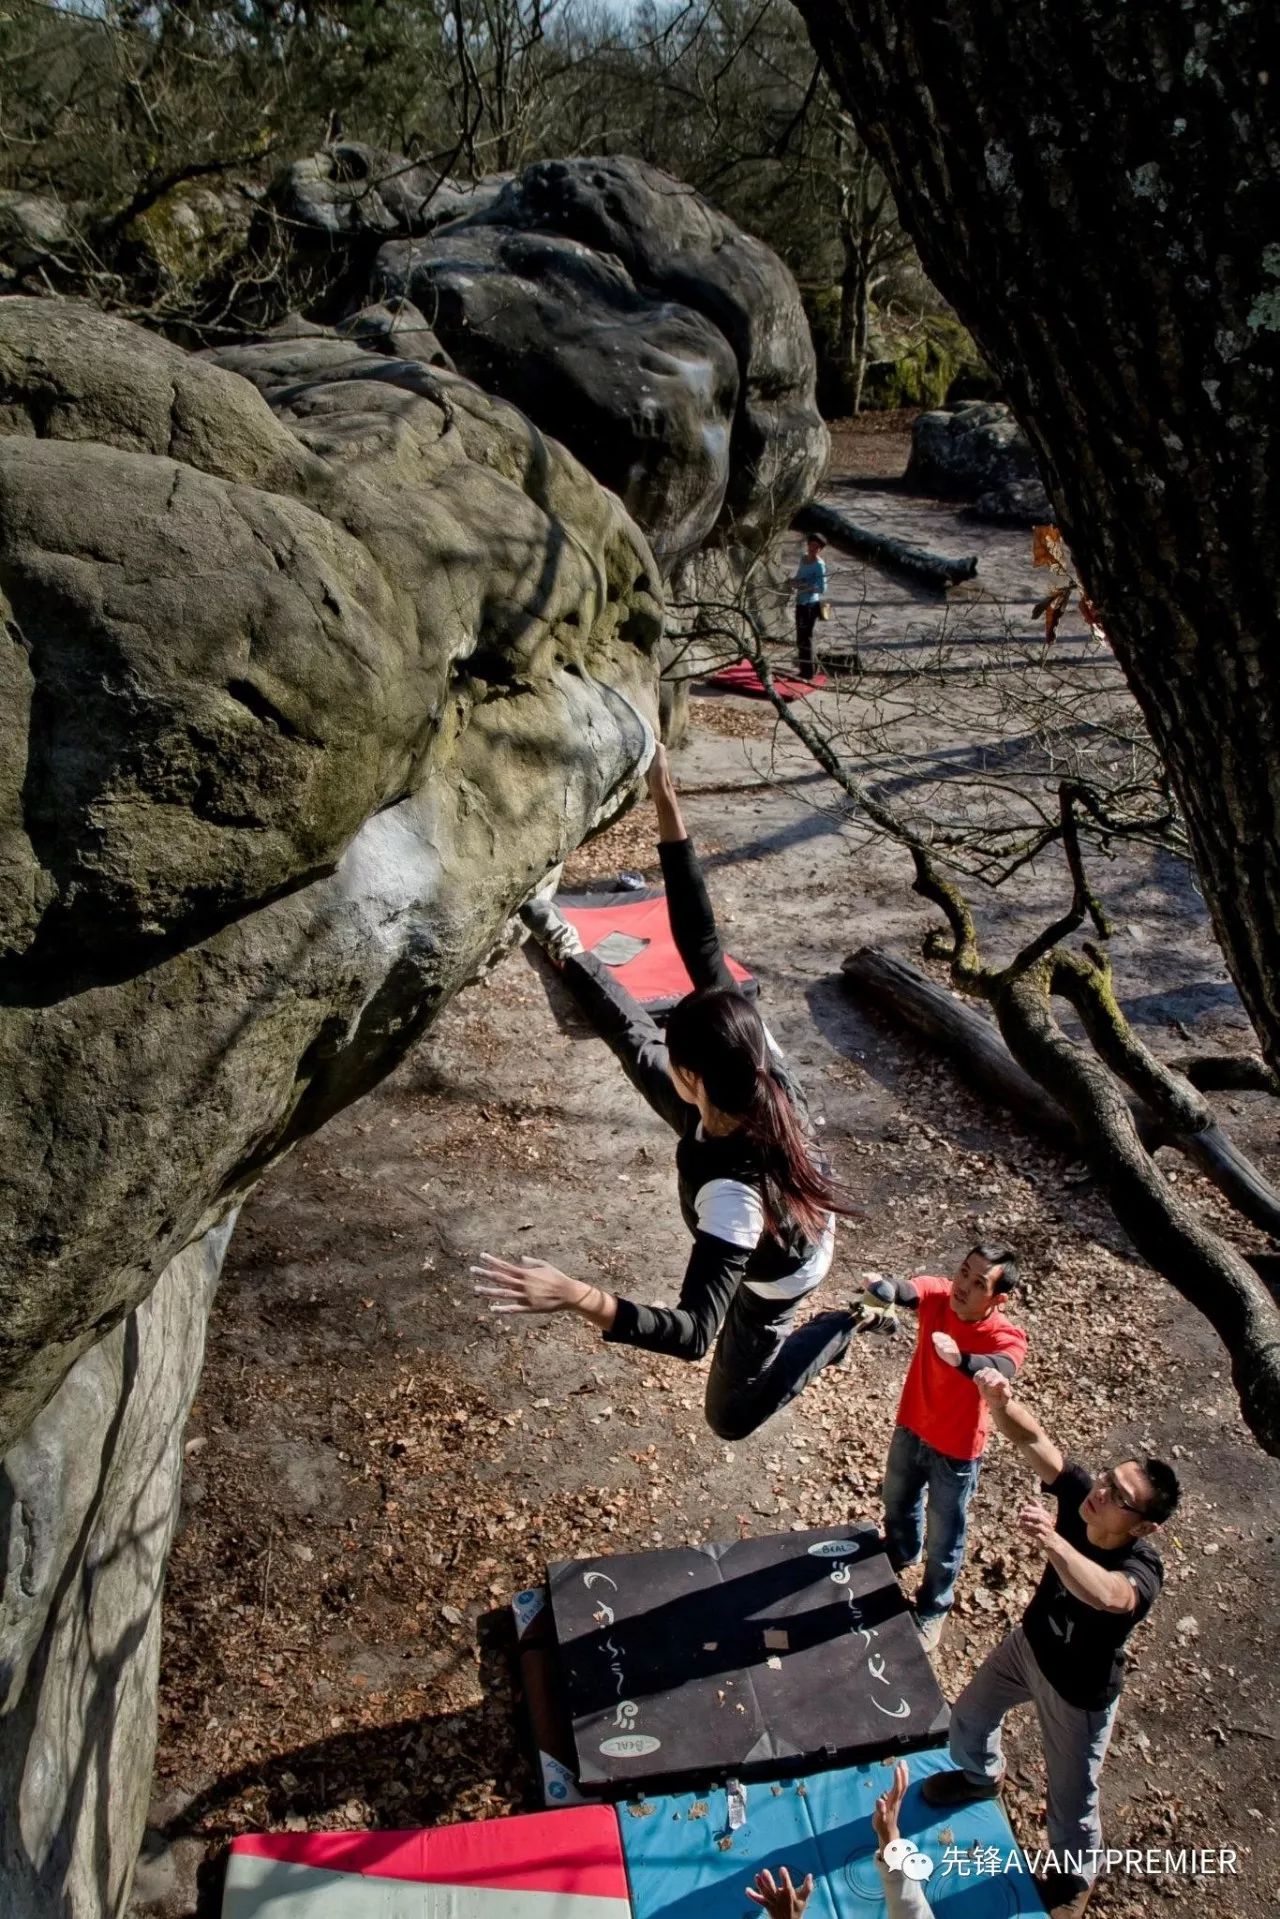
895;1274;1027;1460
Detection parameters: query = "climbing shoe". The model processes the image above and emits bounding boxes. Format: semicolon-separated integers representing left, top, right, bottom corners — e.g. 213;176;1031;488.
519;897;584;966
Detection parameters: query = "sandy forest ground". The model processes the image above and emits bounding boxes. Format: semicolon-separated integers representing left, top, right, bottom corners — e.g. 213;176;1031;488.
132;422;1280;1918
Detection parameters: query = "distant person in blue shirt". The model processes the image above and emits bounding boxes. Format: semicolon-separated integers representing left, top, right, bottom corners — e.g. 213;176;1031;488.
790;534;827;680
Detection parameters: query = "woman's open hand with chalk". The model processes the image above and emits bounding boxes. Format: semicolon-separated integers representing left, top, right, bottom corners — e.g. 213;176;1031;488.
746;1867;813;1919
472;1253;619;1331
472;1253;585;1313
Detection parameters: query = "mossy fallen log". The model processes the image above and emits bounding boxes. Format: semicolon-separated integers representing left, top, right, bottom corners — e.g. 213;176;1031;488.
842;945;1280;1240
795;500;977;588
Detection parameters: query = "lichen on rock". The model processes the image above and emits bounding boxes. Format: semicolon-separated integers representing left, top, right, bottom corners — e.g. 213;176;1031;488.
0;294;663;1457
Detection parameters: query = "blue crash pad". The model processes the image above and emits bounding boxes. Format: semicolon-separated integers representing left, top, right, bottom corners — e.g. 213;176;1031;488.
618;1751;1044;1919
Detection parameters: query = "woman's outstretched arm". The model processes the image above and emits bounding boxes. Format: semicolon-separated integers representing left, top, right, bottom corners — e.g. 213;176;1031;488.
473;1226;752;1363
648;746;736;993
603;1231;750;1359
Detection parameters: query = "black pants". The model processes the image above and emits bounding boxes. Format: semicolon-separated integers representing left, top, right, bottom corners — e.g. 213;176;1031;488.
795;601;821;678
703;1291;855;1440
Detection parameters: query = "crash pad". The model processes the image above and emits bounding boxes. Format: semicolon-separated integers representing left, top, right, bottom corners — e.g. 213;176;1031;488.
548;1525;948;1796
514;1584;588;1808
619;1753;1044;1919
557;889;754;1014
704;661;826;700
222;1804;631;1919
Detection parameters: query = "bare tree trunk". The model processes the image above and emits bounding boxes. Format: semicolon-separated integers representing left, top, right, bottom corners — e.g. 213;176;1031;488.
836;129;877;416
793;1;1280;1076
844;945;1280;1240
850;251;871;415
837;216;863;414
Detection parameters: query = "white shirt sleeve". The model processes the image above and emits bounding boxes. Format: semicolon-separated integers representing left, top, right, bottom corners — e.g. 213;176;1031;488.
760;1020;787;1066
694;1177;765;1248
875;1858;934;1919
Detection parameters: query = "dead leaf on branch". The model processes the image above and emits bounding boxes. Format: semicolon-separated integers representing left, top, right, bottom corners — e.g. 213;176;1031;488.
1032;523;1068;570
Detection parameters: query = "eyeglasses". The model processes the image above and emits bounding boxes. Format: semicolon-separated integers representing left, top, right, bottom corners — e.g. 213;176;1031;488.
1095;1467;1146;1518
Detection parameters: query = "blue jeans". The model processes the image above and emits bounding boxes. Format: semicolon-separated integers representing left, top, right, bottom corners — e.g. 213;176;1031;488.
882;1423;981;1620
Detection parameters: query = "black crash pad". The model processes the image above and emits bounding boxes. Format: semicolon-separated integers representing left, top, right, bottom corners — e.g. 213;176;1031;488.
512;1585;586;1807
548;1524;948;1795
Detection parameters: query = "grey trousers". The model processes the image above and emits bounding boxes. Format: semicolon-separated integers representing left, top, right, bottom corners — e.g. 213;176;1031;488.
949;1624;1118;1883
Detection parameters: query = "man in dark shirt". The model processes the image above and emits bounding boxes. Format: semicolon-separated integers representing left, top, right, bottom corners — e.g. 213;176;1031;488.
921;1370;1179;1919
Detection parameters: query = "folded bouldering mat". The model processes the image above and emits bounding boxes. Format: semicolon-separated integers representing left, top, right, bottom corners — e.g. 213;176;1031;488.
222;1804;632;1919
619;1754;1044;1919
514;1583;588;1808
557;889;755;1014
548;1525;948;1796
704;662;826;700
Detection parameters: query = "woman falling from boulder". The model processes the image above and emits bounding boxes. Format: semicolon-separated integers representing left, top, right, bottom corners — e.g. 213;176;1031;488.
473;743;861;1440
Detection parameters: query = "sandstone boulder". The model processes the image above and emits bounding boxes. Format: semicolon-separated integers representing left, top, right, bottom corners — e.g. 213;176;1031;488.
374;156;828;571
376;222;737;568
0;165;815;1909
269;143;509;242
0;192;75;277
1;1223;232;1919
0;294;662;1457
905;400;1052;524
125;182;259;290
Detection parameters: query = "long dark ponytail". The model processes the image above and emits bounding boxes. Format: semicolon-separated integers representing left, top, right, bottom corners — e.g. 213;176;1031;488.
664;987;856;1243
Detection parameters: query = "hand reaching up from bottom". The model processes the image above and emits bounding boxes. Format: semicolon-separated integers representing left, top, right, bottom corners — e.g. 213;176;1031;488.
872;1759;910;1855
745;1867;814;1919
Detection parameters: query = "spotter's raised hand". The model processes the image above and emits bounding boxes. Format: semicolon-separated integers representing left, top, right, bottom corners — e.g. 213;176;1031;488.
745;1867;814;1919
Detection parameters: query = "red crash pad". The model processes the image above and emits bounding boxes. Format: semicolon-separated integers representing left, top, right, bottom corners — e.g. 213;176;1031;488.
223;1804;631;1918
557;889;754;1013
705;661;826;700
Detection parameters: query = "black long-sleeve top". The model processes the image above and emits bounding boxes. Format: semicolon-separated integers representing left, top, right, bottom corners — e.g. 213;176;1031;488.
556;837;832;1361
